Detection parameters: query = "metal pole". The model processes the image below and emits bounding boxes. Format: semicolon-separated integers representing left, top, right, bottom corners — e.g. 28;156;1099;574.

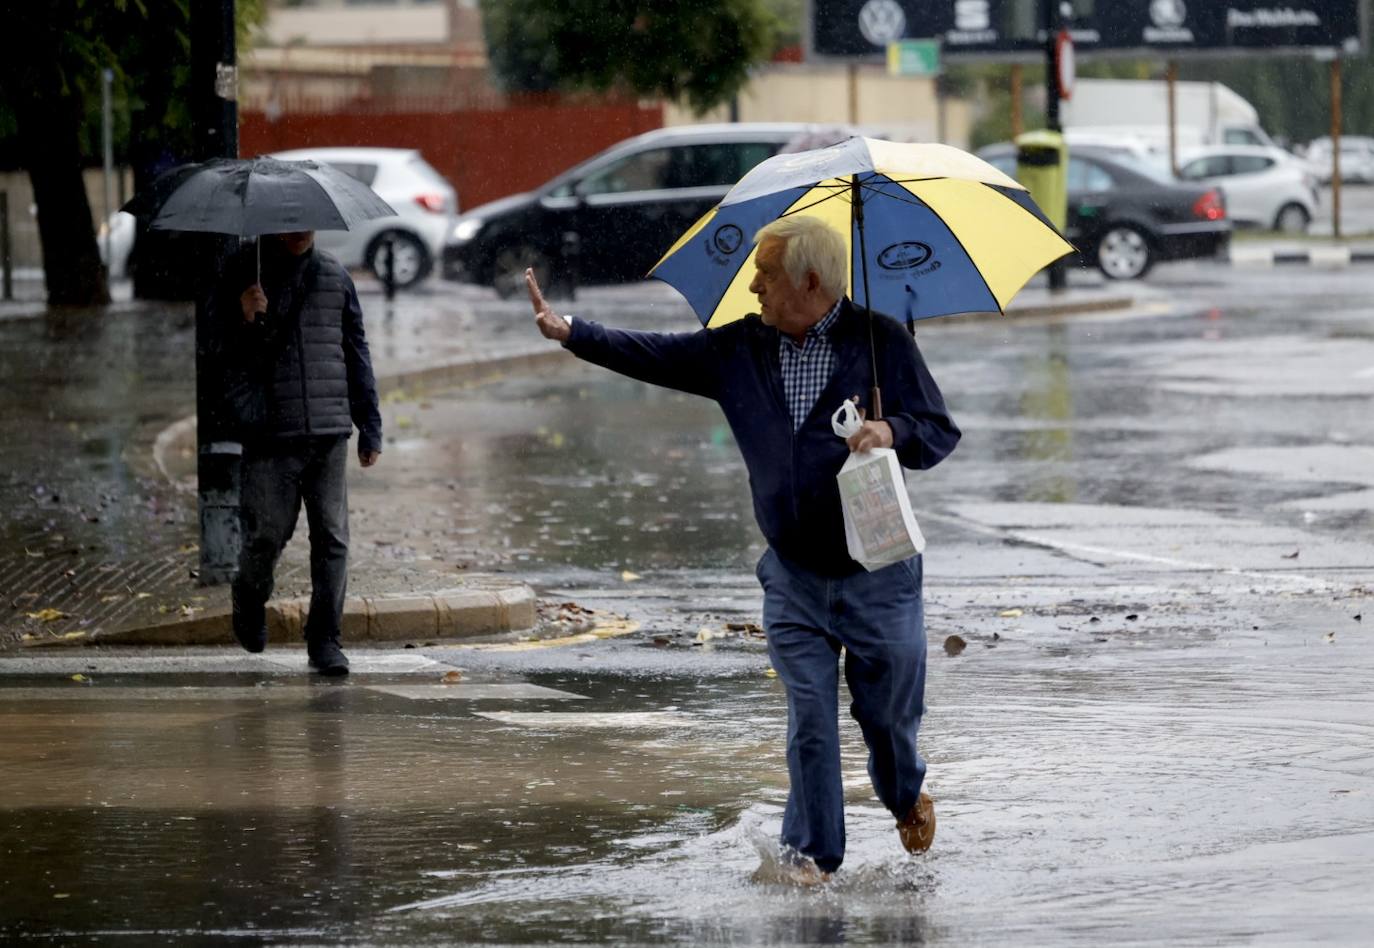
1010;64;1023;139
1043;0;1066;290
192;0;240;586
1331;57;1343;240
1043;0;1059;133
102;67;114;273
1166;61;1178;177
0;191;12;301
848;63;859;125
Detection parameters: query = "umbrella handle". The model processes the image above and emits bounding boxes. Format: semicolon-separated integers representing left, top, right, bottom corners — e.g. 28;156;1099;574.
870;386;882;421
254;237;266;322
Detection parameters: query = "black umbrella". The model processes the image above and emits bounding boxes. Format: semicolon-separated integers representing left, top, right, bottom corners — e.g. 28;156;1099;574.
123;156;396;236
121;156;398;282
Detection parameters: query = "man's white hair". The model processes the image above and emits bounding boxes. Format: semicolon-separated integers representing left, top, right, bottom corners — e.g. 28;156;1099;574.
755;216;848;299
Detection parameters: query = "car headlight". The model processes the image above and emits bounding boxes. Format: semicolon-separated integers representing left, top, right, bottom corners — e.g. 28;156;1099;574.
451;217;483;242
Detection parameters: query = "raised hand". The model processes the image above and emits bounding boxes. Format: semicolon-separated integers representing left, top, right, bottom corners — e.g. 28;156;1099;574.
526;268;570;343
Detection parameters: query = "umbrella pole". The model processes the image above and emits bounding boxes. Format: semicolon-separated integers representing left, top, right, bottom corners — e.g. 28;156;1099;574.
852;175;881;420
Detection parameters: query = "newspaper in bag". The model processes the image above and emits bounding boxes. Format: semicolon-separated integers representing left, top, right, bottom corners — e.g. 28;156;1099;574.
830;400;926;571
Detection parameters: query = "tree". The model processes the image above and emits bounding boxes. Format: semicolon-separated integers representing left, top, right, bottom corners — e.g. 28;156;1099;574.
0;0;265;306
479;0;780;114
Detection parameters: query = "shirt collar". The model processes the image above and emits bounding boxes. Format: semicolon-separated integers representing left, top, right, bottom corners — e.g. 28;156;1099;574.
810;299;842;338
782;299;843;350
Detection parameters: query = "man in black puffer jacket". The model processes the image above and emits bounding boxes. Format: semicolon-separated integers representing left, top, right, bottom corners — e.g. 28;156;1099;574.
214;230;383;676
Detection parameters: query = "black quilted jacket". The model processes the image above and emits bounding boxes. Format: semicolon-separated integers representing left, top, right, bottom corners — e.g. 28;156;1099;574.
215;245;382;455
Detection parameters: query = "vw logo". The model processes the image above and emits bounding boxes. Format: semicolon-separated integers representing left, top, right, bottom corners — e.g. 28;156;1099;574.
858;0;906;47
877;242;933;270
712;224;744;256
1150;0;1186;28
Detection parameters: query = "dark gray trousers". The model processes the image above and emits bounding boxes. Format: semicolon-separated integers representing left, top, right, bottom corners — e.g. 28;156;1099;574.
232;435;350;643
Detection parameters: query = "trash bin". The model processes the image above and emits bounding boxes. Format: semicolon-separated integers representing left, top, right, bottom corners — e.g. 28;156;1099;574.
1015;130;1068;233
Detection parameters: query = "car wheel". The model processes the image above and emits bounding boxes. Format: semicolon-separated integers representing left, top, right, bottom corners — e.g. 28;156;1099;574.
366;231;431;289
1274;203;1311;234
1096;225;1153;280
490;242;566;300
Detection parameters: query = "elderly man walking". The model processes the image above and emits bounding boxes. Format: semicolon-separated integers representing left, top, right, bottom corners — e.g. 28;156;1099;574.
527;215;960;882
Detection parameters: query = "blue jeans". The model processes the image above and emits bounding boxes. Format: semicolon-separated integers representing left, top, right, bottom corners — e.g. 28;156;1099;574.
757;547;928;873
232;435;350;643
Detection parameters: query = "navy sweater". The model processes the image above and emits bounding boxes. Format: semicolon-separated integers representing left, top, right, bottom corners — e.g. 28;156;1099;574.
566;298;960;576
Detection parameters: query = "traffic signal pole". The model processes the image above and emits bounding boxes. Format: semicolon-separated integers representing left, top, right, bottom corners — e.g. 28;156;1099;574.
1043;0;1067;290
190;0;241;584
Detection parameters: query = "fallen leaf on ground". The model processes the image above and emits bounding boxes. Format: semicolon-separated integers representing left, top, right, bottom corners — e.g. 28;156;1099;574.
997;608;1023;619
70;674;91;683
764;667;778;678
440;670;463;684
1282;550;1300;559
26;609;67;622
620;570;641;582
944;635;967;656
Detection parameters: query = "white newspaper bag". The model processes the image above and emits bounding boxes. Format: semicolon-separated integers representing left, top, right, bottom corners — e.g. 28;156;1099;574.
830;400;926;571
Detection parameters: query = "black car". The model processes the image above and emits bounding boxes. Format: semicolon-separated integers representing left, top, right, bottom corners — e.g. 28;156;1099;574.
979;144;1232;279
442;123;837;297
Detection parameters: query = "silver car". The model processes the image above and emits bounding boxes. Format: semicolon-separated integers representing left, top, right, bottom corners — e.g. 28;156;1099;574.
103;147;457;288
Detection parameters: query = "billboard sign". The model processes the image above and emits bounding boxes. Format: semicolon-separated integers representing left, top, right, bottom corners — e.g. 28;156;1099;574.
810;0;1365;60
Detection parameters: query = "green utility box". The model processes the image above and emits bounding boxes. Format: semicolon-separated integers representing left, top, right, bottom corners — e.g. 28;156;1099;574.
1015;130;1068;233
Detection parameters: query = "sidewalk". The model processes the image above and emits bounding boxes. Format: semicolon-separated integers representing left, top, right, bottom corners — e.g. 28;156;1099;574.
2;272;1139;651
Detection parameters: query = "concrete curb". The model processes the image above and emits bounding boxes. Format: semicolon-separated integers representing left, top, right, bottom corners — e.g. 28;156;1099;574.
1004;294;1135;320
49;585;538;647
1227;246;1374;267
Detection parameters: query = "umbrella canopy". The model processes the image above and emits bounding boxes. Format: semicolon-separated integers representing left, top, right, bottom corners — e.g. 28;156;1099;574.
649;137;1075;329
121;156;396;237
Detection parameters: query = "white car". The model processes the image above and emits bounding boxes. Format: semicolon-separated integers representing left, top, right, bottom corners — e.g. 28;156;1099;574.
269;147;457;287
1302;137;1374;185
1176;145;1318;233
102;147;458;288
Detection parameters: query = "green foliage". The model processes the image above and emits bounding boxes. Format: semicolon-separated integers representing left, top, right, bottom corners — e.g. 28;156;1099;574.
0;0;268;169
480;0;779;114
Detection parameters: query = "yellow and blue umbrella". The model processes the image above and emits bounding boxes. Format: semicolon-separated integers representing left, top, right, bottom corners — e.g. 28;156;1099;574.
649;137;1075;330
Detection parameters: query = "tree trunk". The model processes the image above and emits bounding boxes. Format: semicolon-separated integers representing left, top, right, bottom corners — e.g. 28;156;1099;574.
15;28;111;306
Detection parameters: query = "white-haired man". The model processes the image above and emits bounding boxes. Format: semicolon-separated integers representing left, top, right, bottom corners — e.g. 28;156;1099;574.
527;215;960;882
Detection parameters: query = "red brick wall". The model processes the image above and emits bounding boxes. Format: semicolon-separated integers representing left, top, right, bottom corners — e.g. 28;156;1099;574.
240;103;664;210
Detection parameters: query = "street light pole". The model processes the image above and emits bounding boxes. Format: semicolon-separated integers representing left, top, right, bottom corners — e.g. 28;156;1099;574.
191;0;241;585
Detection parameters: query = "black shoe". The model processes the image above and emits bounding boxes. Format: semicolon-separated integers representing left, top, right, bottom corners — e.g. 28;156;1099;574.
307;638;350;677
232;618;268;654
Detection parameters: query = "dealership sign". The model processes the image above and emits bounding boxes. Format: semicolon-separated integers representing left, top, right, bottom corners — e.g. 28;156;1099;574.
810;0;1364;59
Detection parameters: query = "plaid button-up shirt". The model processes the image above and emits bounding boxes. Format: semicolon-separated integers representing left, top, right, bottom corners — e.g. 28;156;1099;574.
778;299;843;431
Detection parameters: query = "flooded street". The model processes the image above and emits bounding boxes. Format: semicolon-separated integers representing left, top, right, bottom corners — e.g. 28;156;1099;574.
4;265;1374;944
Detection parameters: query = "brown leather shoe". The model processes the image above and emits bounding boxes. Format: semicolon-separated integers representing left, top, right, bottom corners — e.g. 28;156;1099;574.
897;792;936;853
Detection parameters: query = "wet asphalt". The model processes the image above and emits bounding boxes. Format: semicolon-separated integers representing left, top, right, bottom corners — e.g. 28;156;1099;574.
2;262;1373;945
